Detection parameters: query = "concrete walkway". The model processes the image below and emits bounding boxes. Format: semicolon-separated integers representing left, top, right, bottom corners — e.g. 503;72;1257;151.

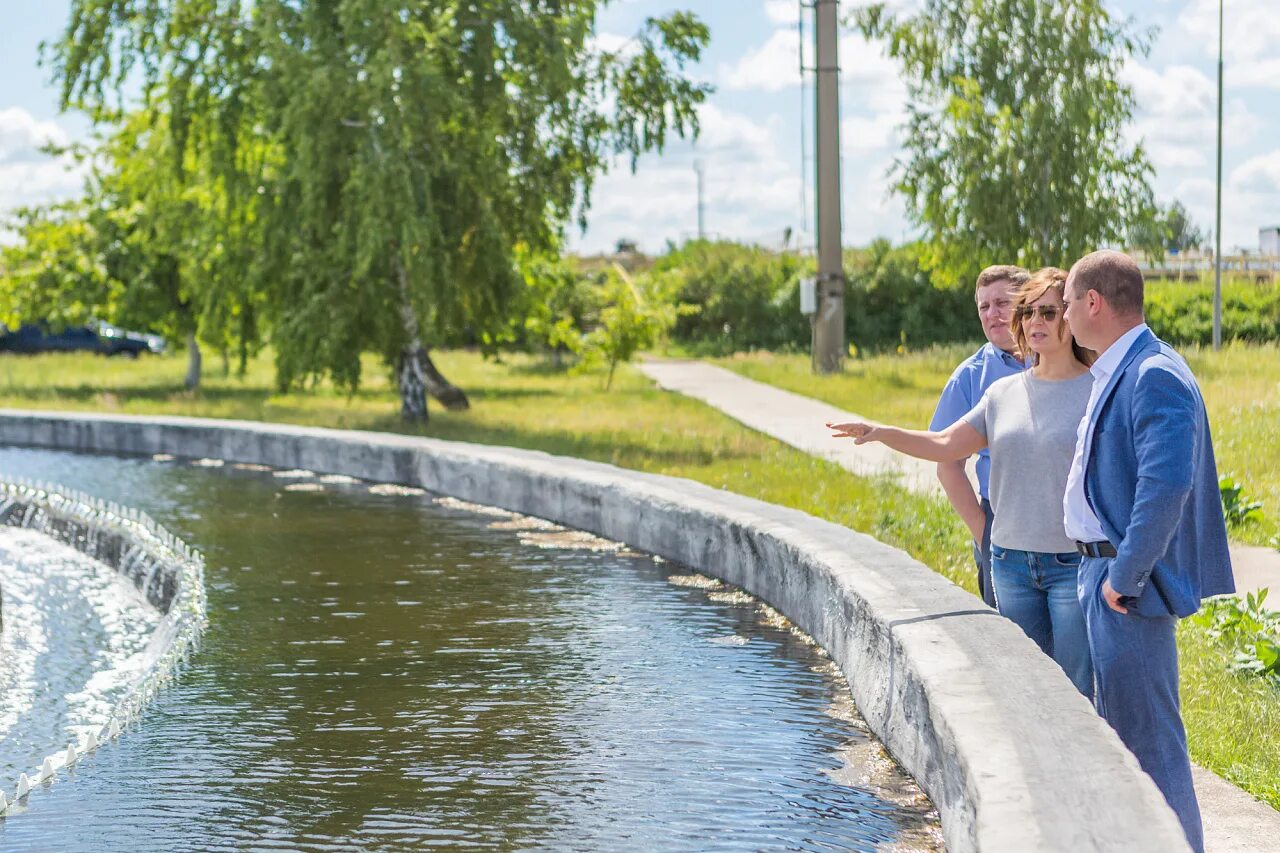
639;358;1280;852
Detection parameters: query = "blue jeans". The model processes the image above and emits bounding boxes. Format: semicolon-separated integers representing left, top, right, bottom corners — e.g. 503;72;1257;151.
990;545;1094;699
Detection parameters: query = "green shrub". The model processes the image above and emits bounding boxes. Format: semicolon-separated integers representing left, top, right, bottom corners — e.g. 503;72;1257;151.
1220;474;1265;527
1145;279;1280;346
1189;589;1280;681
576;266;690;389
648;238;978;356
648;239;811;355
843;240;975;352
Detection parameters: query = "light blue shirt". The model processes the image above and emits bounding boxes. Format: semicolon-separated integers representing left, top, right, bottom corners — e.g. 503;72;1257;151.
929;342;1027;499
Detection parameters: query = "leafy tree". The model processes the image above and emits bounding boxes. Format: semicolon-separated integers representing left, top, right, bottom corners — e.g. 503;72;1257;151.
509;247;600;367
578;265;683;390
852;0;1160;282
1130;200;1206;259
1;110;265;389
0;202;111;332
1163;200;1206;254
48;1;711;421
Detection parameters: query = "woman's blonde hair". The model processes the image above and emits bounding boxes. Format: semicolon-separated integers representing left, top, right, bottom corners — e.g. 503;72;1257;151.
1010;267;1096;367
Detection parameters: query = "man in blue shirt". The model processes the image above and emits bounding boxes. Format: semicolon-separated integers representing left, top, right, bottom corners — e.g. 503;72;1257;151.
929;265;1029;606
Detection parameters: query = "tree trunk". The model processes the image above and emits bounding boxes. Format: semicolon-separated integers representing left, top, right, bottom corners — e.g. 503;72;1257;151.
392;256;469;421
419;350;469;410
397;343;429;423
184;334;202;391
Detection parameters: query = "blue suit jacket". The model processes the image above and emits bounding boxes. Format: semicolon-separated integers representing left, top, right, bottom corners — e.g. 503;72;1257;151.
1084;328;1235;617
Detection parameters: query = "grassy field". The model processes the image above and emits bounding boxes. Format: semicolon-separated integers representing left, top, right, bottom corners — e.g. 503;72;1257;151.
715;343;1280;549
1;348;1277;808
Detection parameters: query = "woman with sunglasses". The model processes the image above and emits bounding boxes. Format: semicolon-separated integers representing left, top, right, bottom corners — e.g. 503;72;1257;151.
827;267;1097;697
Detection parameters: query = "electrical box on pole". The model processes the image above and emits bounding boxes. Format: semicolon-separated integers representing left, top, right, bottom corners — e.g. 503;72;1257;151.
799;277;818;315
812;0;845;373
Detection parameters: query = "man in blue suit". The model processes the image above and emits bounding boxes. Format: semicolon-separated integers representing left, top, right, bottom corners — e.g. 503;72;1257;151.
1062;250;1234;852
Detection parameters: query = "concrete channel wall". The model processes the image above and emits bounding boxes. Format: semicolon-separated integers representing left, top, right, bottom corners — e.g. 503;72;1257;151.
0;410;1190;852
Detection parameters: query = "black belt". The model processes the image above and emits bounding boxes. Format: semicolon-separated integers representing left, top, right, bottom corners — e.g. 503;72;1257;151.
1076;540;1117;558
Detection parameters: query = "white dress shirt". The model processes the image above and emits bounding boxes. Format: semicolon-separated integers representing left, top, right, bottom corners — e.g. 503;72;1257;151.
1063;323;1151;543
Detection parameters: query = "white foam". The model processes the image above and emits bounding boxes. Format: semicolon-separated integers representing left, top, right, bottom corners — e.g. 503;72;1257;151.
0;528;160;770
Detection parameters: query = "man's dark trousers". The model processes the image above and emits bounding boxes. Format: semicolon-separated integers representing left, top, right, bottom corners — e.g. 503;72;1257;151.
1079;555;1203;852
973;498;997;607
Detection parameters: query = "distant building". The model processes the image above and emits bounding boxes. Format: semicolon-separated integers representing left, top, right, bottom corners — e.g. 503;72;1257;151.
1261;226;1280;256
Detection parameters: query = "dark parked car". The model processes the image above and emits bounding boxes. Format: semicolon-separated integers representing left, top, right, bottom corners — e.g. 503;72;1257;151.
0;322;167;357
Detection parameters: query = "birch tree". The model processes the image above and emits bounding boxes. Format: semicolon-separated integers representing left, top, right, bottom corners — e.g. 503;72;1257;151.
49;1;710;420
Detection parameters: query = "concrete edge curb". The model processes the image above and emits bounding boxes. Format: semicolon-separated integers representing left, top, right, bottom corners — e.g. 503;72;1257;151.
0;410;1190;852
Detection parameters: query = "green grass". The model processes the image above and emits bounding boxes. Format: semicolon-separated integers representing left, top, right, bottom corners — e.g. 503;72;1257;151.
1179;619;1280;808
714;343;1280;548
1;348;1277;809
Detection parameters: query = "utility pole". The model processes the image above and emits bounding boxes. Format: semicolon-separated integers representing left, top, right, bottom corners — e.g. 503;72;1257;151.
693;158;706;240
1213;0;1224;351
812;0;845;373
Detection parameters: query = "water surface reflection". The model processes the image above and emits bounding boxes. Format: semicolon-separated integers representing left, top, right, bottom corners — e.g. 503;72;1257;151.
0;447;940;851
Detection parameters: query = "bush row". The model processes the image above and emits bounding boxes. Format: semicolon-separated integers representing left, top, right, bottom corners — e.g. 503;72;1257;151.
649;239;976;355
648;244;1280;353
1144;279;1280;346
520;242;1280;363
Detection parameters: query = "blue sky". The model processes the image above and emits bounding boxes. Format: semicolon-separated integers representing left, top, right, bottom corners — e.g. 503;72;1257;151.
2;0;1277;256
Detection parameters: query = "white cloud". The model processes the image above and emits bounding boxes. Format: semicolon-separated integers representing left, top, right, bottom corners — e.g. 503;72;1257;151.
1233;57;1280;91
719;29;800;93
719;27;907;108
694;102;781;162
1178;0;1280;64
1230;150;1280;195
0;107;87;225
841;33;908;114
1122;61;1261;173
763;0;796;26
569;102;802;253
1226;149;1280;250
588;31;638;59
842;111;901;152
0;107;72;163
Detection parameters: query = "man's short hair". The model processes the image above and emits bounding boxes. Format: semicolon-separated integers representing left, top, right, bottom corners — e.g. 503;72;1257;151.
1070;250;1144;316
975;264;1030;291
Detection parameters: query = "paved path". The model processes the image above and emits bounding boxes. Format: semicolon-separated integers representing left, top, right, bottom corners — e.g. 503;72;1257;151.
639;359;1280;596
639;358;1280;853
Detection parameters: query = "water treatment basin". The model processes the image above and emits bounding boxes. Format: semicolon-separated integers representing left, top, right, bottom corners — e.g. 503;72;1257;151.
0;445;940;851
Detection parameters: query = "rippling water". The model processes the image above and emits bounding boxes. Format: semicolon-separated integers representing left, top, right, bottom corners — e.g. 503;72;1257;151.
0;447;939;851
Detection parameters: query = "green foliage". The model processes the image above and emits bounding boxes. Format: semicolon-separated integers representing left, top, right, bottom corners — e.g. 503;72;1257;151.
45;0;711;408
1220;475;1265;528
507;248;600;360
649;240;811;355
0;108;267;383
0;203;110;330
852;0;1159;283
1145;279;1280;346
578;266;686;389
1190;590;1280;681
647;239;976;356
1161;201;1207;255
844;240;975;352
